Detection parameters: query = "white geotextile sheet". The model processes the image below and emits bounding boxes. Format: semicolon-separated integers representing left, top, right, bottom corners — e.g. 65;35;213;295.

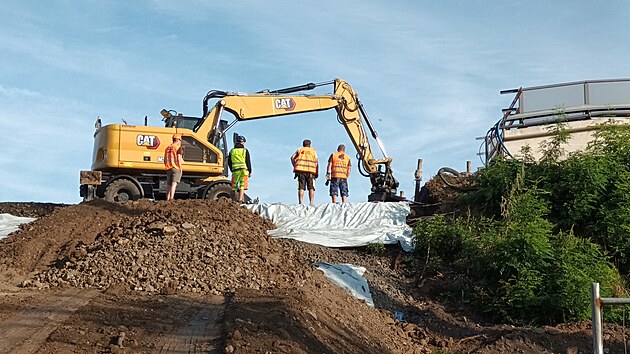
0;214;36;239
314;262;374;307
247;202;414;251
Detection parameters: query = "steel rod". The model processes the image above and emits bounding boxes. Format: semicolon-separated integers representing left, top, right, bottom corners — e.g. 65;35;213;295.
592;282;603;354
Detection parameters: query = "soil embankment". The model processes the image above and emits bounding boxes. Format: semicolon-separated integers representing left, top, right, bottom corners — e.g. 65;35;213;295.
0;200;625;353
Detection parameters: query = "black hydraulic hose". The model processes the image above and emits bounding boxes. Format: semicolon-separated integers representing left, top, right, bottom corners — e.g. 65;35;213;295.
263;83;316;94
357;99;378;140
257;80;335;94
202;90;228;118
496;120;513;158
356;153;370;178
438;167;477;191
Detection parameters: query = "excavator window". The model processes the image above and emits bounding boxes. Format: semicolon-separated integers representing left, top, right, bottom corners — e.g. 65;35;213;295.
169;116;202;130
181;136;218;164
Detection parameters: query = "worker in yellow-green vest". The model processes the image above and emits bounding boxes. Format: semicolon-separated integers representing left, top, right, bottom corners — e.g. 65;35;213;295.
291;139;319;205
227;135;252;203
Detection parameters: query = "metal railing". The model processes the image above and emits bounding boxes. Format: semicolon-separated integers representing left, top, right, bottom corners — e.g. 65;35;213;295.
483;78;630;165
591;282;630;354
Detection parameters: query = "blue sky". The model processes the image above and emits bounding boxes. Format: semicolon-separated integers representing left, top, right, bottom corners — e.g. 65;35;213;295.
1;1;629;204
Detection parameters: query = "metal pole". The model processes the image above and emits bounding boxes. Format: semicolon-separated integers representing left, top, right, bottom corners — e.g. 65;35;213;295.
592;282;603;354
414;159;423;202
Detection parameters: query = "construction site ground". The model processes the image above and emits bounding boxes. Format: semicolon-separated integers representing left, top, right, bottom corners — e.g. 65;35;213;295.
0;200;628;353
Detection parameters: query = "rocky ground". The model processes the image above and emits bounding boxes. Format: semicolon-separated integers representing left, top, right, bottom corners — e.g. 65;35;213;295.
0;200;628;353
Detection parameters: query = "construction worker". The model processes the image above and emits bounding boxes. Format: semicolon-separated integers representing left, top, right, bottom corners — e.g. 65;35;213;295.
326;144;351;203
227;135;252;203
291;139;318;205
164;133;184;201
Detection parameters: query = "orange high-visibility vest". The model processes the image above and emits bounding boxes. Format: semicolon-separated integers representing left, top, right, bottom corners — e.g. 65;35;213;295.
293;147;317;174
164;142;182;170
331;152;350;179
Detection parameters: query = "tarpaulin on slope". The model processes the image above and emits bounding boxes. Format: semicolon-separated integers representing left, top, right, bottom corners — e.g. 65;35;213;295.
0;214;36;239
314;262;374;307
247;202;414;251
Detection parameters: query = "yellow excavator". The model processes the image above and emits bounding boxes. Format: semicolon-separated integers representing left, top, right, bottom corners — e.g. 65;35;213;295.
80;79;400;202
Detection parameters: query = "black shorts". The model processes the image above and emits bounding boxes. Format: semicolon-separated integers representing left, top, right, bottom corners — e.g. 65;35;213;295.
296;172;315;191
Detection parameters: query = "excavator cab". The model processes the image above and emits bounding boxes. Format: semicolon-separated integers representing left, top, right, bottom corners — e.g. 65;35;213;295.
161;109;203;131
209;120;230;177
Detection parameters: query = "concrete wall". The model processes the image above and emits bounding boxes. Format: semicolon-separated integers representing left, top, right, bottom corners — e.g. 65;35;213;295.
502;118;630;161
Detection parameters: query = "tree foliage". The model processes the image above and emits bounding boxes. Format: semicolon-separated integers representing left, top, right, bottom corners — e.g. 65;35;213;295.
414;122;630;325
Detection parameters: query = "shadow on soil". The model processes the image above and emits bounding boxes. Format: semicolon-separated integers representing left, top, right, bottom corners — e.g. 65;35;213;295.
223;293;395;354
41;290;226;353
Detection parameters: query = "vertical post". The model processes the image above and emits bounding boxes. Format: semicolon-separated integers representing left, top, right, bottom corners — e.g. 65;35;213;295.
592;282;603;354
414;159;423;202
466;161;472;175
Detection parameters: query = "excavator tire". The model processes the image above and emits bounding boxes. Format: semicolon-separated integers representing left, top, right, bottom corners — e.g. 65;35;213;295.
104;179;141;203
204;183;233;201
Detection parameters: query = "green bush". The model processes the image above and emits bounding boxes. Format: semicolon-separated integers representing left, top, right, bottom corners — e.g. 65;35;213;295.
462;158;523;218
365;242;386;255
545;231;622;323
413;214;475;268
414;150;626;325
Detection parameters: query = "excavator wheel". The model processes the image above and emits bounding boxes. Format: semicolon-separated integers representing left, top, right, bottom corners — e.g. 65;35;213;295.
104;179;141;203
204;183;233;201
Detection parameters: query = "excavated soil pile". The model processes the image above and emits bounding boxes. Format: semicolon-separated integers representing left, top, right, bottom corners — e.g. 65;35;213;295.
3;199;425;353
0;200;128;275
224;282;418;354
0;202;67;218
421;176;464;215
4;200;624;353
32;199;314;295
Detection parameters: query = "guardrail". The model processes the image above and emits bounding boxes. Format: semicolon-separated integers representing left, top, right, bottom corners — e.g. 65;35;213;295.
591;282;630;354
483;78;630;164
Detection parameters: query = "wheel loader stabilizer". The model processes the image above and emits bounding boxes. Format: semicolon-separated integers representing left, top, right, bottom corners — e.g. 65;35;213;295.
80;78;400;202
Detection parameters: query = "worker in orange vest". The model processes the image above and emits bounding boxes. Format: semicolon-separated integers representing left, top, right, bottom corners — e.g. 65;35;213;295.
164;133;184;201
326;144;351;203
291;139;319;205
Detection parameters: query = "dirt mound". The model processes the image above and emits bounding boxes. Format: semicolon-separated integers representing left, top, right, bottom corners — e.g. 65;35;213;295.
0;202;67;218
225;279;418;354
33;199;314;296
3;199;624;353
1;199;426;352
0;200;132;276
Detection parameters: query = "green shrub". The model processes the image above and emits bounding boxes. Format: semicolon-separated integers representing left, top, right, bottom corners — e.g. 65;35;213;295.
462;158;523;218
413;155;625;325
365;242;386;255
413;214;478;269
545;231;623;323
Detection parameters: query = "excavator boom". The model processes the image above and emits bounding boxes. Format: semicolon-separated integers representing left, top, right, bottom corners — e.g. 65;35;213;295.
197;79;400;201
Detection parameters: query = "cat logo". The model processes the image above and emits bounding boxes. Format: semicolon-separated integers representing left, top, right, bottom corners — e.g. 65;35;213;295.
136;135;161;150
274;98;296;111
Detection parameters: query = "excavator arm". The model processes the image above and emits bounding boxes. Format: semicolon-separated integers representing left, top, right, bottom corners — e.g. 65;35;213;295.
196;79;400;201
